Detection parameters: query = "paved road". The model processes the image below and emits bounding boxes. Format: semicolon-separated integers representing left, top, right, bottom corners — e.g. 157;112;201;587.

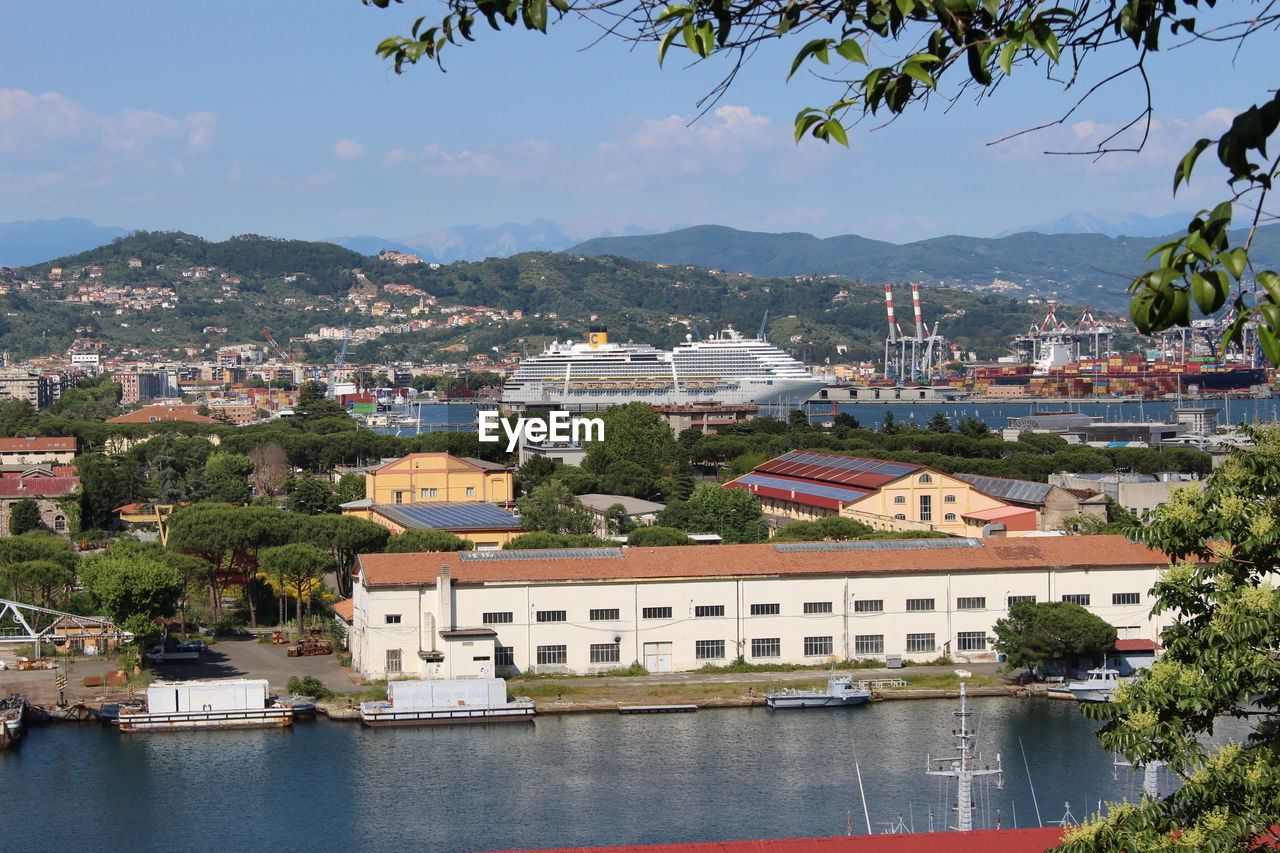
149;637;360;693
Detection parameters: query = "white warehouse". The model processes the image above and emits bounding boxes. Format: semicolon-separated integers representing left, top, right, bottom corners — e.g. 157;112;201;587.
346;536;1168;681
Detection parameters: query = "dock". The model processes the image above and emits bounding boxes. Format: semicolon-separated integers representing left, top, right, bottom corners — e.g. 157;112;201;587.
618;704;698;714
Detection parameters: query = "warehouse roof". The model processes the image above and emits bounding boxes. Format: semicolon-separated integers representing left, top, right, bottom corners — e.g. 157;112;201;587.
0;437;76;453
730;473;872;510
358;535;1164;587
752;451;921;489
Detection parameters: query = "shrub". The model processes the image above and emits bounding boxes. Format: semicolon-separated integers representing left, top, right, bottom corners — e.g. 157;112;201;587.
286;675;334;700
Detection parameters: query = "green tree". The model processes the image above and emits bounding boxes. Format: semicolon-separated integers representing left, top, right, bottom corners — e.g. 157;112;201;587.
367;0;1280;355
516;480;595;536
957;417;992;440
1055;426;1280;851
686;484;767;544
79;551;183;646
384;529;473;552
203;452;254;504
582;402;687;500
9;498;41;535
302;514;390;597
287;475;339;515
990;600;1117;673
515;455;559;496
0;532;80;606
925;412;951;434
334;473;366;504
626;526;693;547
260;543;336;635
773;515;874;542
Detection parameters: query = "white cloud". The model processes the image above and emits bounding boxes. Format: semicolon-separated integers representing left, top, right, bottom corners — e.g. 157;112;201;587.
0;88;217;156
334;139;365;160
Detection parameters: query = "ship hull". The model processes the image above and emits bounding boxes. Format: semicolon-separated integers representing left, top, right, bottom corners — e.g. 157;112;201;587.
502;378;830;408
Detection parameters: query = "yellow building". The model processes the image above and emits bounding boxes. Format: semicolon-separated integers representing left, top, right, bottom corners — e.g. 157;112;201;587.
726;450;1039;537
362;453;514;506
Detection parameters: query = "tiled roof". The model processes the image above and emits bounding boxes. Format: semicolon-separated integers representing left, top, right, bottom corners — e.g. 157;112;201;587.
486;828;1067;853
954;473;1052;505
106;405;217;424
358;535;1165;587
755;451;920;489
0;437;75;453
1114;638;1160;652
332;600;354;622
0;475;79;497
371;501;521;531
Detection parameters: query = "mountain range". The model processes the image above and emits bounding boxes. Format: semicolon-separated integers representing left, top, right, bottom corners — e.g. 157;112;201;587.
0;218;129;267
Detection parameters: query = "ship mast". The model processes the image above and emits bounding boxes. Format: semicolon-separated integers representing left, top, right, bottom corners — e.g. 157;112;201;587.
925;682;1003;831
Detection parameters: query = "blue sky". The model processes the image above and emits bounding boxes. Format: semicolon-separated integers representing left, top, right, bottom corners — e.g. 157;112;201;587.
2;1;1271;243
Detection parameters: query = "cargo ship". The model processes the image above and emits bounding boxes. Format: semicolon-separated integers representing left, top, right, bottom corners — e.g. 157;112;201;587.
970;354;1270;399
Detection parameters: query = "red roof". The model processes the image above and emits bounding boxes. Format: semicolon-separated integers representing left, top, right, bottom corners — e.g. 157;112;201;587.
106;405;217;424
754;451;922;490
0;437;75;453
1114;638;1161;652
0;475;79;497
960;506;1039;532
485;828;1065;853
332;599;354;621
358;536;1165;587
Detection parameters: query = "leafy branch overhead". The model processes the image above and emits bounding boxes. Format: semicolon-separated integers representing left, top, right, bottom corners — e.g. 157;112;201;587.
363;0;1280;352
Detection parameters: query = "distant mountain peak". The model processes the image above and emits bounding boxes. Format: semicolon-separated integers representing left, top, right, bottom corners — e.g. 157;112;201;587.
0;217;131;267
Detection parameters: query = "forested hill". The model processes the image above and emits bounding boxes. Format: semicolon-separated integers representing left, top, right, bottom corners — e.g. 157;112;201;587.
571;224;1280;313
2;231;1128;364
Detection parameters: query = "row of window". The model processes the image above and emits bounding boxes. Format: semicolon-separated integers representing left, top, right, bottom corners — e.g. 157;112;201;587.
392;486;476;504
518;632;989;665
470;593;1141;626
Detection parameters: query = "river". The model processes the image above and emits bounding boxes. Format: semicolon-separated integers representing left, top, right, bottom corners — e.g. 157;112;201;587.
3;698;1251;852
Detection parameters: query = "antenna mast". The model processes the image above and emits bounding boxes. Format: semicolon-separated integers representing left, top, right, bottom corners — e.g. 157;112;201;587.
926;682;1003;831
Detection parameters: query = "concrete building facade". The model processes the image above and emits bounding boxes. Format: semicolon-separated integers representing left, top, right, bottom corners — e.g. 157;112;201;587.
361;453;514;506
348;536;1167;681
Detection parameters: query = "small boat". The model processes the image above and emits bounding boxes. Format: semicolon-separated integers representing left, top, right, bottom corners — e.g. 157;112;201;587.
0;695;26;748
1067;667;1120;702
360;677;535;726
116;679;293;732
765;673;872;709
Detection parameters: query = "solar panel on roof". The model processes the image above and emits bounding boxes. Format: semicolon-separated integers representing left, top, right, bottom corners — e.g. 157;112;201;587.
377;502;520;530
773;539;983;553
461;548;624;561
738;474;869;502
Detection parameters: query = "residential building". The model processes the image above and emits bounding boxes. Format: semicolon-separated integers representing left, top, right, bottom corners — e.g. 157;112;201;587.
0;369;57;409
517;437;588;468
0;469;81;534
575;494;666;538
358;453;514;506
112;370;179;406
724;450;1034;536
652;403;760;435
347;535;1167;680
0;437;76;466
1048;471;1205;521
106;404;218;424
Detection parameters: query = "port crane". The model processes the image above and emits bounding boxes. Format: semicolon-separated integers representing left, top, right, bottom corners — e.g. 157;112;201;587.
883;283;947;383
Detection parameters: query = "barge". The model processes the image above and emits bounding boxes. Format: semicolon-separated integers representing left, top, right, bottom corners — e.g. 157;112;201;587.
116;679;293;732
360;678;535;726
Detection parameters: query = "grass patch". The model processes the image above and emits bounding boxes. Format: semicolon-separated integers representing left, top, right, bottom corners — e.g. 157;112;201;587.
343;680;387;702
696;656;886;674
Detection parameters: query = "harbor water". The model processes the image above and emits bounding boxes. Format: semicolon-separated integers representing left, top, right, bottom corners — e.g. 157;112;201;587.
4;698;1251;852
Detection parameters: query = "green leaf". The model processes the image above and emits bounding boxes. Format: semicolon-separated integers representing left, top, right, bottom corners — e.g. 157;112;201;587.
1221;247;1248;280
657;26;681;66
1190;273;1216;315
998;41;1016;75
834;38;866;64
1173;138;1212;194
522;0;547;31
1257;270;1280;303
1258;325;1280;368
903;62;936;88
824;119;849;147
789;38;832;80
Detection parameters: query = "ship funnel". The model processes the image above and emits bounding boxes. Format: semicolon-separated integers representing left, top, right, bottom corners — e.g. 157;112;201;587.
588;326;608;348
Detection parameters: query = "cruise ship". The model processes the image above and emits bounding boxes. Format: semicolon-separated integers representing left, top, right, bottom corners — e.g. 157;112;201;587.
501;326;832;408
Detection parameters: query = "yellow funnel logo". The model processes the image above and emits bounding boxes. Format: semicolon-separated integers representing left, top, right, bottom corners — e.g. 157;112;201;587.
588;330;608;347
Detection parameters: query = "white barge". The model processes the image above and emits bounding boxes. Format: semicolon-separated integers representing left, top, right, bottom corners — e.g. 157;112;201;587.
117;679;293;732
360;678;535;726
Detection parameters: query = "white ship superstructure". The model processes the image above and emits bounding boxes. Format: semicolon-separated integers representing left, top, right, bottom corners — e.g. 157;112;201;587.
502;327;830;407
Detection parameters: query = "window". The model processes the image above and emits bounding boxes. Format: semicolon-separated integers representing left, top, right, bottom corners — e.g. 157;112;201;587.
1112;592;1141;606
482;612;513;624
956;597;986;610
1061;594;1091;606
919;494;932;522
54;516;67;532
750;603;780;616
465;486;475;498
944;513;956;521
695;605;725;618
1008;595;1036;607
495;646;514;667
420;487;437;499
803;601;833;614
854;634;884;655
589;608;620;621
394;491;404;505
804;636;833;656
918;473;933;484
894;514;906;520
695;639;725;659
906;598;935;612
590;643;621;664
894;495;906;504
536;610;567;622
385;648;402;673
751;637;781;658
853;599;883;613
957;632;987;651
906;633;936;653
384;614;402;625
536;645;567;665
642;606;672;619
944;494;957;503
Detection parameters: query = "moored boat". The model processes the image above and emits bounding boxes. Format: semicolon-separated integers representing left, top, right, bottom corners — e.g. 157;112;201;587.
0;695;26;748
765;674;873;709
116;679;293;732
1067;667;1120;703
360;677;535;726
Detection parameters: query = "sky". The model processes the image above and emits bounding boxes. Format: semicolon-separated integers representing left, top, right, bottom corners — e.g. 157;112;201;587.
2;1;1273;244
